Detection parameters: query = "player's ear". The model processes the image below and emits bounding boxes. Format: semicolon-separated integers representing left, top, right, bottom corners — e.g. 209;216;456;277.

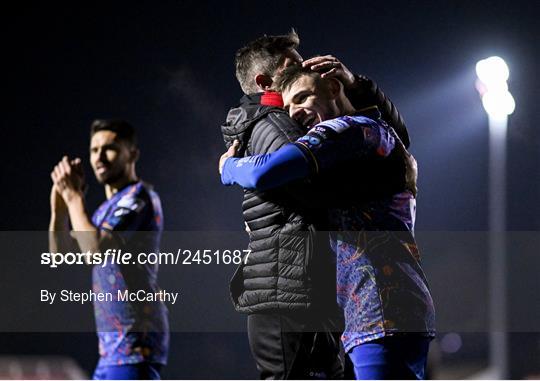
327;78;342;99
255;74;273;91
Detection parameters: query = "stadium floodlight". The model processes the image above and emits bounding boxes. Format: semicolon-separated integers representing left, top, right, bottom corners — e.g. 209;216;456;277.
476;56;515;118
476;56;509;86
481;89;516;117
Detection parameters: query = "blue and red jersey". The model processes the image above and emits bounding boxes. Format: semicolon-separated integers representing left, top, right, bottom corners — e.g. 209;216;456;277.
91;181;169;366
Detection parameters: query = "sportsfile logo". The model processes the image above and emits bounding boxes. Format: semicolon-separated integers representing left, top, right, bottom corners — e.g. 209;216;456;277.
42;249;139;268
41;249;252;268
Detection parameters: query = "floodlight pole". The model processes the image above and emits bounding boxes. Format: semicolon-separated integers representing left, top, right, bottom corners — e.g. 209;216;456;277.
488;114;508;379
475;55;514;379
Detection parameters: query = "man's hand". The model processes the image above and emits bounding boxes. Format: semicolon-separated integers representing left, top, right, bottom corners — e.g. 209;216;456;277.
302;55;356;89
51;156;86;204
219;140;240;175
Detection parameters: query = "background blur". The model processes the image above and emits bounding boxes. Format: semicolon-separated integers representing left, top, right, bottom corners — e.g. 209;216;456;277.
1;1;539;379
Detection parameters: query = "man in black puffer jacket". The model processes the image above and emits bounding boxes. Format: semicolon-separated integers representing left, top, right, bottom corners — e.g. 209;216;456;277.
221;31;410;379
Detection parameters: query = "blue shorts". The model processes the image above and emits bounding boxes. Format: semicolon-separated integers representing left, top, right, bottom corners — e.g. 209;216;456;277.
348;335;431;380
92;363;162;380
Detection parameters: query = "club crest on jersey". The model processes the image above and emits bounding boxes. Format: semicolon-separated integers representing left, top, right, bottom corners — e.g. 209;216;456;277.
298;135;321;148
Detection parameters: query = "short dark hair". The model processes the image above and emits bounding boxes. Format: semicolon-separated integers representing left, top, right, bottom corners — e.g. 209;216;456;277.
235;30;300;94
274;63;319;94
90;119;137;148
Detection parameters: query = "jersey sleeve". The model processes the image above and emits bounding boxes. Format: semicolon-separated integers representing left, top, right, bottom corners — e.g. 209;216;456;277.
220;115;396;192
293;115;396;174
221;144;311;191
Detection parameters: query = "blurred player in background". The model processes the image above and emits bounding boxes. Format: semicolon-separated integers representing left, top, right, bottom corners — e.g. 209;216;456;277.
49;119;169;380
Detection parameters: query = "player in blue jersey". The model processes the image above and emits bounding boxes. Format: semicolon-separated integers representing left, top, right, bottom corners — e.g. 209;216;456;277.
49;120;168;379
219;65;435;380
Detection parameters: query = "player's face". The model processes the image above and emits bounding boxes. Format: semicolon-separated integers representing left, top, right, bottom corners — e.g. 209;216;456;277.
282;74;339;128
90;130;133;184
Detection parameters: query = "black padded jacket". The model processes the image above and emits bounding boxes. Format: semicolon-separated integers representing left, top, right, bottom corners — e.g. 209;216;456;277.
222;94;333;313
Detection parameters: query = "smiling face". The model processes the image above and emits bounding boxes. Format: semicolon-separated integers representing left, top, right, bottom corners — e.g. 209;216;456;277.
282;73;340;128
90;130;135;185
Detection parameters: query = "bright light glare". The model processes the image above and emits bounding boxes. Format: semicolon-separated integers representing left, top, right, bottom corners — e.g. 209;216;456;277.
476;56;514;117
481;90;516;117
476;56;510;87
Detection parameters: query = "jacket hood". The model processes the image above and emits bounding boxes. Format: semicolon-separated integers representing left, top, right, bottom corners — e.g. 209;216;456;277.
221;93;286;156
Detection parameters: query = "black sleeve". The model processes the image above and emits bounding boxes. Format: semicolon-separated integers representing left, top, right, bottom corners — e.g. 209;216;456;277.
346;74;410;148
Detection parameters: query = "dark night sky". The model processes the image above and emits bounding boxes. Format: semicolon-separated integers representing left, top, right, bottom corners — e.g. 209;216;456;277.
2;1;539;231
